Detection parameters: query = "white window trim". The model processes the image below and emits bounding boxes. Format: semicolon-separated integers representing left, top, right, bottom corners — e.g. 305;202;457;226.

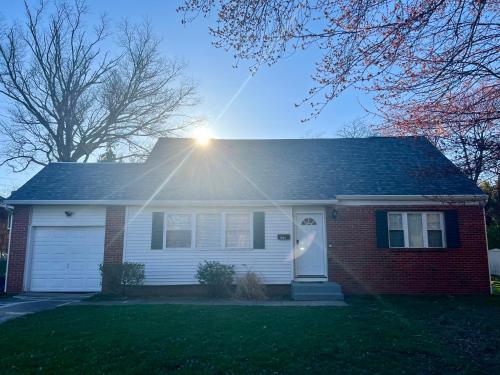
388;212;446;249
195;212;223;249
158;210;254;250
163;212;194;249
224;212;253;250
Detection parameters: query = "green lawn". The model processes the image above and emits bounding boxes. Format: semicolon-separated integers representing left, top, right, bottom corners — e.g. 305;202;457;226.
1;296;499;374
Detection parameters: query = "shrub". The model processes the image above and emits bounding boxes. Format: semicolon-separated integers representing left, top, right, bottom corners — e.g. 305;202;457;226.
0;256;7;293
0;258;6;276
99;262;145;295
196;261;235;297
234;271;267;300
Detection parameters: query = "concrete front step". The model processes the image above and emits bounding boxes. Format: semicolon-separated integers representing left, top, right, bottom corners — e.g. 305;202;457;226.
291;281;344;301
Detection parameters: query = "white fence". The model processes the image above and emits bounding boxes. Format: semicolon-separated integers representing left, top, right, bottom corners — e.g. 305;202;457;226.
489;249;500;276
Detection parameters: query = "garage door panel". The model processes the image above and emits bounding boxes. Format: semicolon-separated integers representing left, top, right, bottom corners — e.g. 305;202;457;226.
30;226;105;292
35;262;67;273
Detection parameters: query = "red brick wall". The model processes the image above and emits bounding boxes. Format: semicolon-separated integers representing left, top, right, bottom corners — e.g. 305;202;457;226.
103;206;126;264
6;206;31;293
102;206;126;293
326;205;490;294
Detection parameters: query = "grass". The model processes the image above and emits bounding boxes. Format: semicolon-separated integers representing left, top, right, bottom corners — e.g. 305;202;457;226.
0;296;499;374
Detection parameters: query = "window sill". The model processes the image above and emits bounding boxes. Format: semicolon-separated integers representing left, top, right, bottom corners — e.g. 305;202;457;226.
152;248;259;251
384;247;451;252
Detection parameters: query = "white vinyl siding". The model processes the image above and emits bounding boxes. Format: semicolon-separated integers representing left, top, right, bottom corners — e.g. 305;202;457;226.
124;206;294;285
388;212;445;248
31;206;106;226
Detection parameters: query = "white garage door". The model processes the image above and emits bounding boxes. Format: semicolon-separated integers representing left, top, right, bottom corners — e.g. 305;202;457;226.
30;226;105;292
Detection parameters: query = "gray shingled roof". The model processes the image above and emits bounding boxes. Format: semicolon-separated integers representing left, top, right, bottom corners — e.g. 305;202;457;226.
7;137;482;202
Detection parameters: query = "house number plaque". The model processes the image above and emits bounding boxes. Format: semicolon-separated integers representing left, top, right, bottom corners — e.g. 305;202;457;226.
277;234;290;240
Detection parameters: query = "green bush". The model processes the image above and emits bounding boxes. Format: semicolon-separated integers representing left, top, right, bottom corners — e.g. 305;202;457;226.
99;262;145;295
234;271;267;300
0;259;6;277
196;261;235;297
487;220;500;249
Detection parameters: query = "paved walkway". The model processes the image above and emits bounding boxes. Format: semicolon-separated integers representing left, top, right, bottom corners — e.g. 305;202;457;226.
0;294;92;323
0;294;346;323
77;298;348;307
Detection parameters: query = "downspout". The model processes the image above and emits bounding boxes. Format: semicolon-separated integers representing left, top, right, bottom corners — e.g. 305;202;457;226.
3;206;13;294
482;205;492;295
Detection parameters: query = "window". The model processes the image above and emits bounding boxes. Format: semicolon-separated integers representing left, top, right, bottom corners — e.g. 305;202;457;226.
196;214;221;248
388;213;404;247
152;210;261;250
300;217;317;226
407;213;424;247
165;214;192;248
225;213;251;248
427;213;444;247
388;212;445;248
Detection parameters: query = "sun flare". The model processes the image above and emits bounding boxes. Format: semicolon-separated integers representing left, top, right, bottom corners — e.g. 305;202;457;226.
193;127;213;146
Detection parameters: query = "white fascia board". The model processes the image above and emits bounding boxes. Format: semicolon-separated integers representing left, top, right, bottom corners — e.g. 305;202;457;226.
4;199;339;207
335;194;487;206
6;195;487;206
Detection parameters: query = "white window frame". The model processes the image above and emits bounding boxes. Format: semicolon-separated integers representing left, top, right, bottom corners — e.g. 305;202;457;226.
163;212;194;249
388;212;446;249
195;212;223;249
158;210;254;250
224;212;253;249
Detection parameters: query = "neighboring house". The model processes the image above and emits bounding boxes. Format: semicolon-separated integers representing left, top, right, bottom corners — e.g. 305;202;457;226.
3;137;491;295
489;249;500;277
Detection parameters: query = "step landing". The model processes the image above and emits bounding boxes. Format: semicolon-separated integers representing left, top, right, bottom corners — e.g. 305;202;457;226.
291;281;344;301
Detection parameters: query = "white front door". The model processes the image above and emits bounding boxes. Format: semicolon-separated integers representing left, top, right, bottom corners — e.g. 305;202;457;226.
30;226;105;292
294;213;326;278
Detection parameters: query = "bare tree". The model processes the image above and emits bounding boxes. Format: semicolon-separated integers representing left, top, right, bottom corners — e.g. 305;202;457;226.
0;0;197;171
336;118;377;138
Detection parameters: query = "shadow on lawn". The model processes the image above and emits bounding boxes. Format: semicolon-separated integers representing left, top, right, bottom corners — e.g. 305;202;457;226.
0;294;498;374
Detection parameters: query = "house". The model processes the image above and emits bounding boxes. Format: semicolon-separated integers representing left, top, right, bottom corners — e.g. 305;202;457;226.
3;137;491;296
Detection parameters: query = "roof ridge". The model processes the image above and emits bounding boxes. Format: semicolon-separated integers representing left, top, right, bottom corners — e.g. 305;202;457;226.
156;136;425;141
49;162;144;165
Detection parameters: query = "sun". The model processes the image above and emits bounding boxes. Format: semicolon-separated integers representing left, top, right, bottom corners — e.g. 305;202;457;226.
193;127;213;146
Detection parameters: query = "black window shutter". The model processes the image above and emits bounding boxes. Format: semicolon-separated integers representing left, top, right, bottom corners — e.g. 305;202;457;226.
445;210;460;248
151;212;164;249
375;210;389;248
253;212;265;249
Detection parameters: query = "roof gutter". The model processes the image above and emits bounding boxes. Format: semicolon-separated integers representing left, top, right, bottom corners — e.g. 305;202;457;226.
5;194;488;206
3;199;339;207
335;194;488;202
0;201;13;211
335;194;488;206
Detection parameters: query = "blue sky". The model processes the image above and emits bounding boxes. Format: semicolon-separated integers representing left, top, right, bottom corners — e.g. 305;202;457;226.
0;0;374;196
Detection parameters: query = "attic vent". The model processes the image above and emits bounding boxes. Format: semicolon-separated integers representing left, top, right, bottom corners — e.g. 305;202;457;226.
300;217;317;226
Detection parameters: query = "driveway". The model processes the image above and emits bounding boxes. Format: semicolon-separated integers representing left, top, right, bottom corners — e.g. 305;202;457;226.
0;293;92;323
